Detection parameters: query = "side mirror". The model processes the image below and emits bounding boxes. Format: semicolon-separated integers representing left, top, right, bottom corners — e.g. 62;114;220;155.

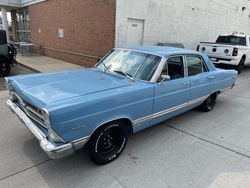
160;75;170;84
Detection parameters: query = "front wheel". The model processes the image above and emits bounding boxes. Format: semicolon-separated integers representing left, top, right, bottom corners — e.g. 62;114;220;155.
89;121;128;165
0;57;11;77
199;93;217;112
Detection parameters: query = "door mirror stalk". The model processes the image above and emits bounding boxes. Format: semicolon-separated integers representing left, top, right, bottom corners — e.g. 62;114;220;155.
160;75;171;84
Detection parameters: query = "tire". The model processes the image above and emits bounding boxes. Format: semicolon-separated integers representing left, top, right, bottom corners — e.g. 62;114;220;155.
236;57;245;74
0;57;11;77
89;121;128;165
200;93;217;112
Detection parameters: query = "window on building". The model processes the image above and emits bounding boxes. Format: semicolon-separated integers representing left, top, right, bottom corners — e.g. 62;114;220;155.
16;7;31;42
187;56;207;76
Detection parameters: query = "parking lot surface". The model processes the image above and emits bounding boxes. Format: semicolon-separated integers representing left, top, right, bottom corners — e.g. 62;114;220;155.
0;68;250;188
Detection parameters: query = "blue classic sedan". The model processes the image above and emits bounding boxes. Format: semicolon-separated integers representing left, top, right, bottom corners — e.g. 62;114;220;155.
5;46;237;164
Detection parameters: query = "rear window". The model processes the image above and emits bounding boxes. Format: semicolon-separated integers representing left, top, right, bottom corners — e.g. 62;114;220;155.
216;36;246;46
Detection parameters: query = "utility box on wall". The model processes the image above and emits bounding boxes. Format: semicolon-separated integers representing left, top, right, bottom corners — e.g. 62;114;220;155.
58;29;64;38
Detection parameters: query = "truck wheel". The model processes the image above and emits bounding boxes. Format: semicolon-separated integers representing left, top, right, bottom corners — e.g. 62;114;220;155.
89;121;128;165
199;93;217;112
236;57;245;74
0;57;11;77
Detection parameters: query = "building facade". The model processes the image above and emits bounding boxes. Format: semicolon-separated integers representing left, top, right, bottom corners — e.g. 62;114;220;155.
1;0;250;66
116;0;250;49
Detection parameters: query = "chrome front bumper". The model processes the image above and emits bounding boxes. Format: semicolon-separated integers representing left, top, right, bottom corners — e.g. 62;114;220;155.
6;100;89;159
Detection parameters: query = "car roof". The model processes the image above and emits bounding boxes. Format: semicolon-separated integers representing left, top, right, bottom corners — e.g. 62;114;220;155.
219;33;247;37
116;46;200;57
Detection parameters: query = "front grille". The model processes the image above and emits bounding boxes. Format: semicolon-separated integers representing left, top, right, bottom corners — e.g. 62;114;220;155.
12;91;47;128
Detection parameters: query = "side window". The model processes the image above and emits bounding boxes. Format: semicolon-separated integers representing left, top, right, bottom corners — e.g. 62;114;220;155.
167;56;184;80
187;56;207;76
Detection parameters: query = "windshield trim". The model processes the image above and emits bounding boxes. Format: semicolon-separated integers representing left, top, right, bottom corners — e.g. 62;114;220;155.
95;48;164;83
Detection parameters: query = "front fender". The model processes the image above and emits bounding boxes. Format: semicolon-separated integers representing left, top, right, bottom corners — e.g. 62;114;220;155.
48;81;155;142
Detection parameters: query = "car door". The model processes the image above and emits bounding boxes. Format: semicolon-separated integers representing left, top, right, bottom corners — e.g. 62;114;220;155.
186;55;215;102
152;55;191;124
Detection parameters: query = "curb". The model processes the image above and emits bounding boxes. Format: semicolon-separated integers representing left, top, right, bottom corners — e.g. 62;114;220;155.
16;61;41;73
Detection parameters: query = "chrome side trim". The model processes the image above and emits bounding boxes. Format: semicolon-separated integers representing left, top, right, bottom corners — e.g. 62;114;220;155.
72;136;90;148
6;100;90;159
133;95;208;126
221;86;232;93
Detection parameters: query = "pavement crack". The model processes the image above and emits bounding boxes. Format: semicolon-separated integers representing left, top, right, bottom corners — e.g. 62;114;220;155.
164;123;250;159
0;159;51;182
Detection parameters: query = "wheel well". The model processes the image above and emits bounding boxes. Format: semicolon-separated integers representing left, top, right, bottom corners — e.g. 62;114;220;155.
241;55;246;63
92;118;134;136
212;91;219;98
118;118;133;134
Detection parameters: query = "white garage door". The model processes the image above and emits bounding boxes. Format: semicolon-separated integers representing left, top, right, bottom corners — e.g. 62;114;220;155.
126;19;144;46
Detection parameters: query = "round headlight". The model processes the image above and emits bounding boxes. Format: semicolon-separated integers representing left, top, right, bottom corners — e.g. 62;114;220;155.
202;47;206;51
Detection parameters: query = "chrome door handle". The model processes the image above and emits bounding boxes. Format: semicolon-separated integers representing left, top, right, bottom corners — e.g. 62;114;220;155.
207;76;215;79
183;82;191;85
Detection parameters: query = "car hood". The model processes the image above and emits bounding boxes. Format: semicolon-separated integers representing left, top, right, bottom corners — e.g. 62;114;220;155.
8;68;130;106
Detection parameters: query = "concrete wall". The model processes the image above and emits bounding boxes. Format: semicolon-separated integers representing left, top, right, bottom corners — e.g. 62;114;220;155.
29;0;116;67
116;0;250;50
0;0;21;7
21;0;46;7
0;0;46;7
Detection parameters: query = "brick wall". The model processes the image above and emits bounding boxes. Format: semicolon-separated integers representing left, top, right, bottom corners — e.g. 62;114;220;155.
29;0;116;67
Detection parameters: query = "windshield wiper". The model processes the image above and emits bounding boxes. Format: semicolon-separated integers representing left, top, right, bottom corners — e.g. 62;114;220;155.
113;70;135;82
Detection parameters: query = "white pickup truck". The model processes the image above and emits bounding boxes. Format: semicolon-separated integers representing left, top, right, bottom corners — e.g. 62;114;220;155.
198;34;250;73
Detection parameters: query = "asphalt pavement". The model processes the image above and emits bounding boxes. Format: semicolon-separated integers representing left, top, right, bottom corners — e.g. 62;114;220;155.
0;68;250;188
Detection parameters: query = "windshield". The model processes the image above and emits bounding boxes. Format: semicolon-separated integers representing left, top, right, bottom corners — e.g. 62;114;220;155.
96;49;162;81
216;36;246;46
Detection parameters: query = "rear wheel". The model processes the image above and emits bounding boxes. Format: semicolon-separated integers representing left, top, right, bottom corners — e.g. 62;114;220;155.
89;121;128;165
0;57;10;77
236;57;245;74
199;93;217;112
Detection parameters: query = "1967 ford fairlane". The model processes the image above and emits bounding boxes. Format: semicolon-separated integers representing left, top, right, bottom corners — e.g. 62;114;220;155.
5;46;237;164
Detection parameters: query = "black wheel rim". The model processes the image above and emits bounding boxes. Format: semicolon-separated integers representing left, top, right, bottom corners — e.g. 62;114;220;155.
207;96;215;110
97;127;121;155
